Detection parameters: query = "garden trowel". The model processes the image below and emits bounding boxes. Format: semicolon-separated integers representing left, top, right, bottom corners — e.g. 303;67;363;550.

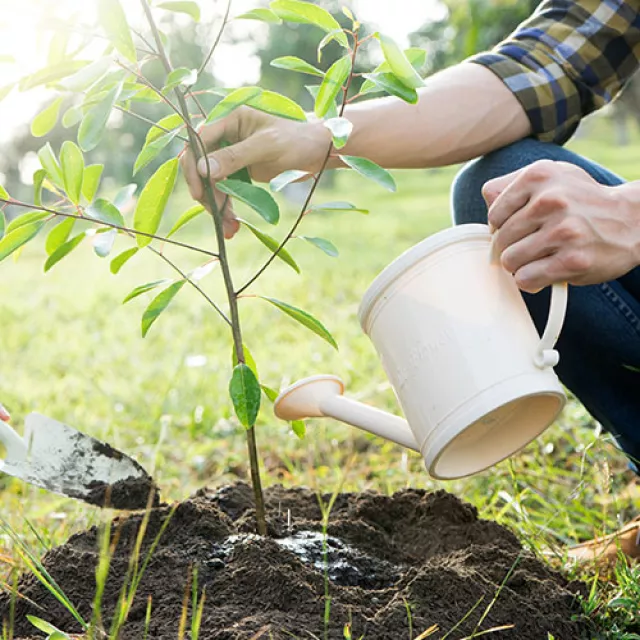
0;412;158;510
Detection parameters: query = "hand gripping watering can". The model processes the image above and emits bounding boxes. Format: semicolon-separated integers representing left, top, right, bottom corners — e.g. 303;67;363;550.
274;223;568;480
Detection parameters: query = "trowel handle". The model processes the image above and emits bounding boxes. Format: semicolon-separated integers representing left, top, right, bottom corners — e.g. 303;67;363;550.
0;421;27;462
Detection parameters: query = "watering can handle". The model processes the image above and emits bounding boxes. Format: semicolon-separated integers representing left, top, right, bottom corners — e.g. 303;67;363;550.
0;421;27;463
490;232;568;369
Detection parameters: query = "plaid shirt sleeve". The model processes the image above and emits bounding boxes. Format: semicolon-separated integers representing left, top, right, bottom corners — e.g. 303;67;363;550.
469;0;640;144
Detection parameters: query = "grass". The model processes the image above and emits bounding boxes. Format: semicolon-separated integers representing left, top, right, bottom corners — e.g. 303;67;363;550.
0;111;639;637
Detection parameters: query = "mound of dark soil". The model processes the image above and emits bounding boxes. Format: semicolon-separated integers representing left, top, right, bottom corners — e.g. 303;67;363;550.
1;483;590;639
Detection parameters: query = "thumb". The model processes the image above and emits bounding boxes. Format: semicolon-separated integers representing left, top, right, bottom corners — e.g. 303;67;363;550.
481;169;522;208
197;136;265;182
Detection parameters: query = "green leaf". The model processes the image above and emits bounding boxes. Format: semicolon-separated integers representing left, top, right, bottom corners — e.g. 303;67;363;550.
31;97;63;138
26;616;63;635
300;235;338;257
32;170;46;206
270;170;309;193
44;233;85;272
124;279;174;304
157;1;201;21
86;199;125;227
133;129;180;176
291;419;306;438
37;143;64;188
229;364;261;428
162;67;197;93
231;344;258;378
376;33;424;90
6;211;49;234
0;84;13;102
361;72;418;103
235;8;282;23
260;385;278;402
0;211;5;240
0;221;45;262
246;90;306;121
45;218;75;255
19;61;88;91
98;0;137;63
60;141;84;204
59;58;111;92
317;29;345;62
270;0;348;46
110;247;138;274
0;184;9;200
167;204;205;237
62;105;83;128
93;228;117;257
339;155;396;192
324;117;352;149
133;158;179;247
205;87;262;124
260;297;337;349
310;201;369;214
141;280;186;337
113;183;137;210
314;55;351;118
78;81;122;152
361;47;427;94
305;85;337;119
270;56;324;77
82;164;103;202
241;220;299;273
217;180;279;225
144;114;184;146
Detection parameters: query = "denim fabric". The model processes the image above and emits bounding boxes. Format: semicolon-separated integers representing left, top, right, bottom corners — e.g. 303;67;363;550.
451;138;640;470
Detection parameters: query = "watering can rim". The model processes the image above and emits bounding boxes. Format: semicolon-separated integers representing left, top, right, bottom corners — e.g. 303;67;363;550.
358;223;491;333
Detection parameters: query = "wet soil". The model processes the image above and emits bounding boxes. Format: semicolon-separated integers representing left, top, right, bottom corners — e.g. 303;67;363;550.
0;483;591;639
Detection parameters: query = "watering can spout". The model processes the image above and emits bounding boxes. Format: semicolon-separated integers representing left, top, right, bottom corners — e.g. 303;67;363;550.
274;375;420;452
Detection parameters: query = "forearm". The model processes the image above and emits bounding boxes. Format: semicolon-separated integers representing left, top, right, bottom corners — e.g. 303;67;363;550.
331;62;531;169
617;180;640;268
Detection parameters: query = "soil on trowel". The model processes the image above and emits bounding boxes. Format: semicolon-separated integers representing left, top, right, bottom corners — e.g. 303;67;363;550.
83;474;161;510
0;483;591;639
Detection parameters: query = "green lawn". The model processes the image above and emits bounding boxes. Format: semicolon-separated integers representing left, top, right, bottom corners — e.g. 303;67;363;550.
1;113;639;636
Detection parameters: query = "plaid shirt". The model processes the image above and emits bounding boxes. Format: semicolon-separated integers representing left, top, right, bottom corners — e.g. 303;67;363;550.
470;0;640;144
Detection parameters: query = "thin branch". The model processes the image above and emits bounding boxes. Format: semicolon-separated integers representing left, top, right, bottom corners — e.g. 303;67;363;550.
114;105;189;142
186;89;208;120
148;246;231;326
197;0;232;76
237;41;361;295
1;199;219;259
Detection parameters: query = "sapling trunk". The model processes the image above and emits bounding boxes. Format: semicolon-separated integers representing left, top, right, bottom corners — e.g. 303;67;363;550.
139;0;267;535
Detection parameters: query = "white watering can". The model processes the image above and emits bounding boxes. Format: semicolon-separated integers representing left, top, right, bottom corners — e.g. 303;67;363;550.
275;224;568;480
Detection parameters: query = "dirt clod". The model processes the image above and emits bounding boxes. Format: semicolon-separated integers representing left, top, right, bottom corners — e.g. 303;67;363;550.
0;483;590;639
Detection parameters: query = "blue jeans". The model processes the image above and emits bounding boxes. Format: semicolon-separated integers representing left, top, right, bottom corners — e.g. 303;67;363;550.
451;138;640;471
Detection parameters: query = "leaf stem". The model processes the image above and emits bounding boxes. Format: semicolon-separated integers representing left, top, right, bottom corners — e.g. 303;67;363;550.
0;198;219;259
236;37;362;296
197;0;232;76
138;0;267;536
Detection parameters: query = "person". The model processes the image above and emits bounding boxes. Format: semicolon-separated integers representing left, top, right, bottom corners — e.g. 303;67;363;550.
181;0;640;564
0;403;9;423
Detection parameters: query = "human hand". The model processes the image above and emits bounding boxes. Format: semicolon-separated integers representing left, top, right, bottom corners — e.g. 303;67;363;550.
482;160;640;293
180;107;331;239
0;403;10;422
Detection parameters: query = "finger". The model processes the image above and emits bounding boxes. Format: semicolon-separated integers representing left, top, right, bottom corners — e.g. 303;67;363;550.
180;118;233;202
197;133;270;183
500;228;555;274
481;168;523;208
486;175;533;231
492;206;544;256
514;254;566;293
216;192;240;239
0;403;10;422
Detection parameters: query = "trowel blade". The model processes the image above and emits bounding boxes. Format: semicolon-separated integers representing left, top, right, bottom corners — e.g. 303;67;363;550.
0;413;158;510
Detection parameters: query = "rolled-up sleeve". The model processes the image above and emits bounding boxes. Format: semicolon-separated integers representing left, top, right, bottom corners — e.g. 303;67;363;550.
469;0;640;144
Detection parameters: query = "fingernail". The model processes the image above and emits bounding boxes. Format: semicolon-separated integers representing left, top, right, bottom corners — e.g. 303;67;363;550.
197;156;220;178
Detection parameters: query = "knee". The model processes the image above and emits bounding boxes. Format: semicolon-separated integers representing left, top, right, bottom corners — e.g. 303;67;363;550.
451;138;562;226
